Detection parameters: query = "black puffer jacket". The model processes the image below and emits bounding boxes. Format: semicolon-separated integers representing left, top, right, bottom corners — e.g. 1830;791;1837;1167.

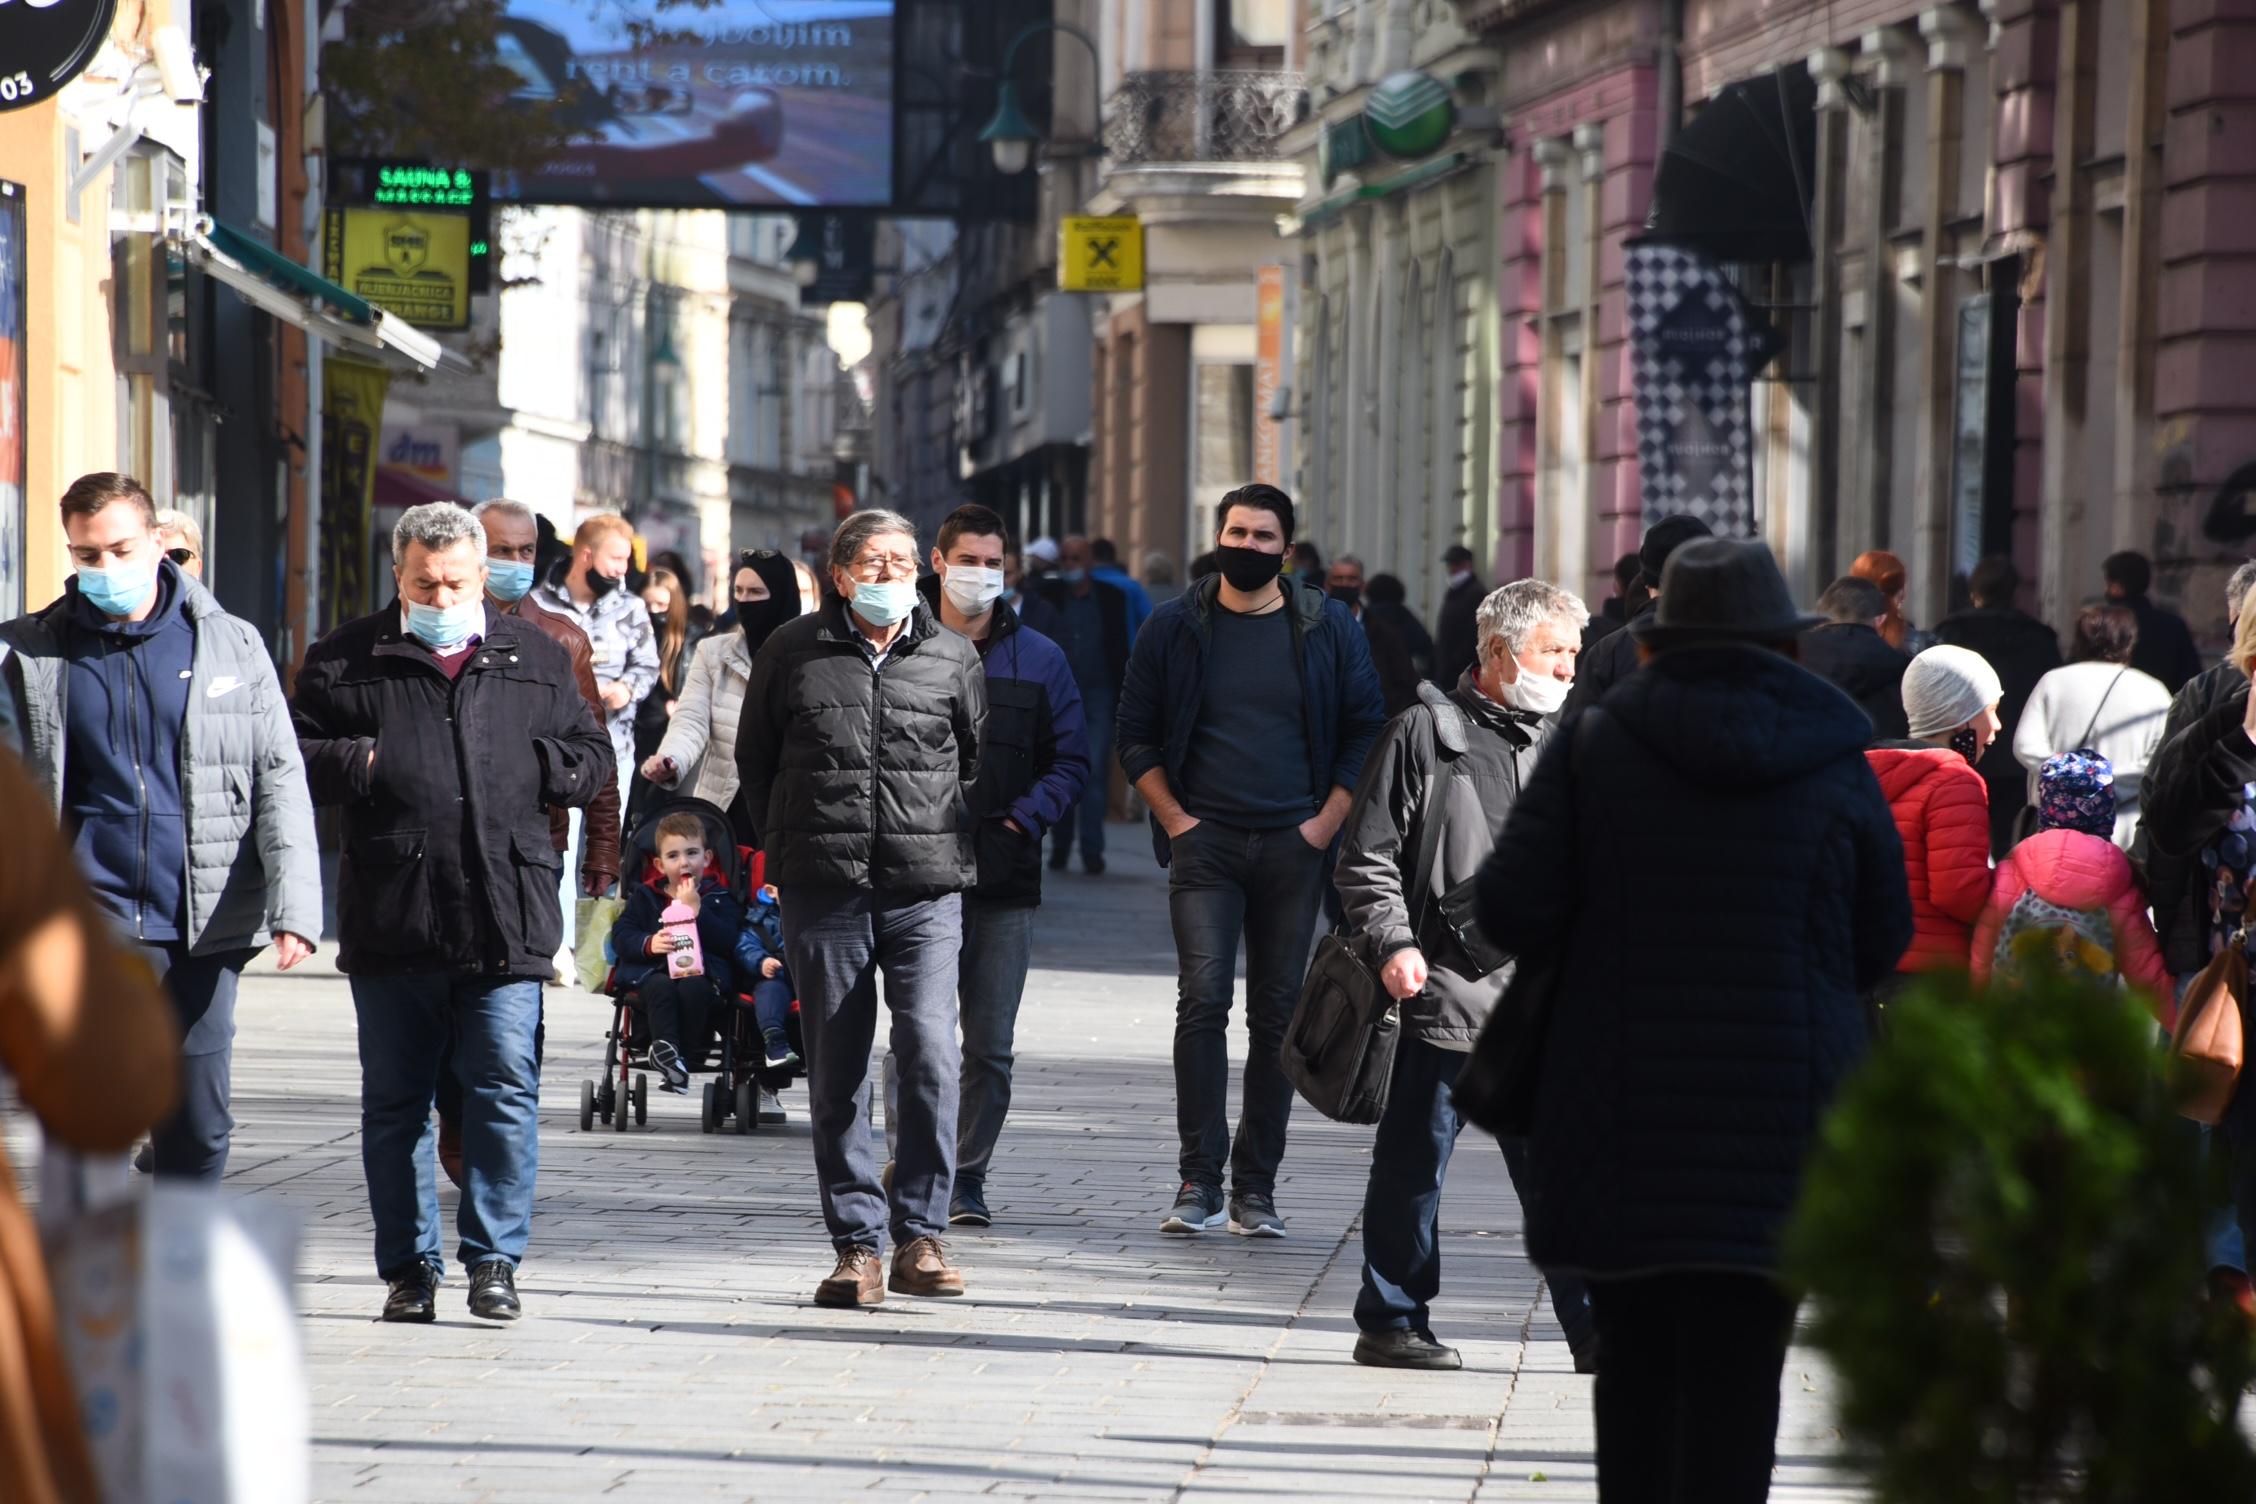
736;596;986;897
1799;622;1911;742
2141;659;2246;972
1476;644;1913;1277
291;605;615;976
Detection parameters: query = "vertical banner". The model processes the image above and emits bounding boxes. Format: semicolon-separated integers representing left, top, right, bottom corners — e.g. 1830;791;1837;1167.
0;182;24;621
319;357;391;631
1626;242;1775;536
1254;265;1288;487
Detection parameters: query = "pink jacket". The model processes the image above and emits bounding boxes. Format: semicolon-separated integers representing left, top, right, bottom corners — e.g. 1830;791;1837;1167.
1970;828;2171;1021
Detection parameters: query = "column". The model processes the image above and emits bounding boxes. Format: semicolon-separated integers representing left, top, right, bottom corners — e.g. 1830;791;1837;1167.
1913;3;1983;626
1853;26;1916;556
2038;0;2096;629
1532;136;1573;588
1808;48;1855;582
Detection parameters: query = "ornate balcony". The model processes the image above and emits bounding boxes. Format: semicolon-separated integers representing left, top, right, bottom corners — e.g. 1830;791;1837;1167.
1102;71;1310;166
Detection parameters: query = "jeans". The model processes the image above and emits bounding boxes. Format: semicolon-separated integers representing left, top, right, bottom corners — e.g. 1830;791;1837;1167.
1051;693;1113;864
878;901;1036;1190
137;944;251;1184
781;886;964;1253
1168;819;1326;1196
1587;1272;1798;1504
1355;1036;1593;1347
351;973;544;1278
640;972;719;1064
751;975;794;1037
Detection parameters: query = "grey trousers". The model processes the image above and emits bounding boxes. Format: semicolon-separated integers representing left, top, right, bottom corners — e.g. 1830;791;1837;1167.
782;885;964;1252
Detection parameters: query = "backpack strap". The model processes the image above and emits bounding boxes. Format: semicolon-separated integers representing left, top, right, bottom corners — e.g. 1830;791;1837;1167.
1416;680;1470;758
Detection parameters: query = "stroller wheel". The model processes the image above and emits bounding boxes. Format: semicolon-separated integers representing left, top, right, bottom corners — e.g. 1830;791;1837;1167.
701;1080;720;1134
579;1079;595;1133
734;1077;757;1136
634;1074;648;1126
614;1075;632;1133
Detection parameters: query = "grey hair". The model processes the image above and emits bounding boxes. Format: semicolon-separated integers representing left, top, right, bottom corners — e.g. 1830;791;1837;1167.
471;498;539;532
2228;560;2256;623
392;502;486;566
1333;553;1365;572
1476;579;1590;659
829;508;918;574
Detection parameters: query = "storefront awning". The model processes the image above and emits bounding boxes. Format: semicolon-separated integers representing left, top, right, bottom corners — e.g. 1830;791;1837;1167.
1642;67;1818;264
184;218;451;371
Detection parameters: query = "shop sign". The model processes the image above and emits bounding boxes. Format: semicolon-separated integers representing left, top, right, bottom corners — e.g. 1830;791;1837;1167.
0;0;120;113
320;357;393;630
1060;216;1143;293
1254;266;1289;487
378;422;459;489
1365;71;1456;160
1319;115;1375;189
322;207;472;330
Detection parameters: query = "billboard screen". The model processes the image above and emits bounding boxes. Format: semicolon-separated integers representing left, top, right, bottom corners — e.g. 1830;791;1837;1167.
489;0;892;209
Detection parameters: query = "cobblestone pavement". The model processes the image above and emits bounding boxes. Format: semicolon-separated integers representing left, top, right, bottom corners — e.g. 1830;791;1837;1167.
29;827;1872;1502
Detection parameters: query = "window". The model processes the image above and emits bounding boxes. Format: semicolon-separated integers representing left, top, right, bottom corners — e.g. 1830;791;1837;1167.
1218;0;1289;67
1196;364;1256;487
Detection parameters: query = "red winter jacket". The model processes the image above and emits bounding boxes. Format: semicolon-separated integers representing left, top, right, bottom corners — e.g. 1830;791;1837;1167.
1866;744;1992;971
1969;828;2171;1020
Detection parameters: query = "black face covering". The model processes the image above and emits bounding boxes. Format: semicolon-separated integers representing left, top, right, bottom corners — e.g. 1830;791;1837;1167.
1327;585;1361;609
1216;544;1284;594
734;553;806;655
586;569;622;599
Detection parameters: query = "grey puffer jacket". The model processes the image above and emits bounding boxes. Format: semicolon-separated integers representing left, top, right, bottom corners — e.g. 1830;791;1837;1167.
0;573;322;954
1333;677;1551;1048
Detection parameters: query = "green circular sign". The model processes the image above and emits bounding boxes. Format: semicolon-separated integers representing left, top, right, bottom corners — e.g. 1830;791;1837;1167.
1365;71;1455;160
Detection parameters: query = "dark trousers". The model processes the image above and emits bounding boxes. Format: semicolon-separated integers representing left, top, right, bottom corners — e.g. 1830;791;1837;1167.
641;971;721;1065
1167;820;1326;1196
137;943;251;1184
1050;694;1114;865
1586;1272;1798;1504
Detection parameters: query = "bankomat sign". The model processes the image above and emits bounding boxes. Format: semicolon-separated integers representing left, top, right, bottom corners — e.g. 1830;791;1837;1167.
0;0;121;111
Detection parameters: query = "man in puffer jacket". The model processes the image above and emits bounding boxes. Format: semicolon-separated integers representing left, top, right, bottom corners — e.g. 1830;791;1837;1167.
0;472;320;1184
1865;645;2000;981
737;509;987;1309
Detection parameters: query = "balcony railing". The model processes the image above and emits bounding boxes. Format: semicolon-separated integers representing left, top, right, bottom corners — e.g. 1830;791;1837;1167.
1103;71;1309;167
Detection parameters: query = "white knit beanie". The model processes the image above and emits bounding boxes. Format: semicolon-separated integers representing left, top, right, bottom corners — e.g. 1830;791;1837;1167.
1902;645;2005;740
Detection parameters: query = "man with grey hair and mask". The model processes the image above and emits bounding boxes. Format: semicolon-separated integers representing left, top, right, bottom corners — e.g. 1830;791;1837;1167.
294;501;614;1325
737;509;987;1308
1333;579;1597;1372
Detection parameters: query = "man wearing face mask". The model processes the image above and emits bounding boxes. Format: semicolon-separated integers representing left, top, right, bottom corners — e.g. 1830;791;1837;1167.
1327;554;1422;717
530;513;659;804
0;472;321;1184
1116;483;1387;1239
1031;534;1133;876
737;510;987;1307
1332;579;1598;1372
292;502;615;1324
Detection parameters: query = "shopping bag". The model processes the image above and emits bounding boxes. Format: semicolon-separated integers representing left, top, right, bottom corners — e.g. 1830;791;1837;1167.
574;894;626;992
45;1182;308;1504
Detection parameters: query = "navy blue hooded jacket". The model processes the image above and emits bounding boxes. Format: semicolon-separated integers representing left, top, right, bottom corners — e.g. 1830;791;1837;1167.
613;871;777;993
1116;573;1386;866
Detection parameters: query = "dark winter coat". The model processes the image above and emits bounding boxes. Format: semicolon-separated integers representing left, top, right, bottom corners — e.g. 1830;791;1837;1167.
916;578;1090;907
1361;610;1425;718
1934;604;2063;853
1334;676;1550;1047
611;871;772;993
1031;573;1133;695
1799;622;1912;742
1365;600;1435;680
1561;593;1651;719
2121;593;2203;695
2144;658;2248;972
1433;573;1485;687
291;604;615;977
510;593;623;888
1475;644;1913;1277
1116;574;1387;866
735;595;986;898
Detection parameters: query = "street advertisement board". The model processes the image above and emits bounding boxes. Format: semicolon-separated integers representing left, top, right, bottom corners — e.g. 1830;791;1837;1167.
0;182;23;619
320;358;392;630
0;0;119;112
1254;265;1288;487
487;0;893;209
323;207;474;329
1059;216;1142;293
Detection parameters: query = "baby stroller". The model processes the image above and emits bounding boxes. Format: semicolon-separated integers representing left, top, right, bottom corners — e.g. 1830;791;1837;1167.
578;795;806;1135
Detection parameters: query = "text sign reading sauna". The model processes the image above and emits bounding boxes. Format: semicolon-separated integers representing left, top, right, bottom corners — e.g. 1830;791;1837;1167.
323;208;473;330
0;0;121;111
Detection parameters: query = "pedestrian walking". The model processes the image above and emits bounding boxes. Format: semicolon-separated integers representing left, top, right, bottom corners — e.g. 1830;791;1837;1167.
643;549;802;815
0;472;321;1184
1363;573;1436;682
1561;513;1713;717
1034;534;1133;876
626;566;703;827
292;502;615;1324
2014;605;2171;849
1142;550;1182;608
736;509;987;1308
1327;555;1423;717
1432;545;1485;687
152;506;204;579
1579;552;1642;652
1800;576;1913;741
1475;537;1913;1504
1934;556;2064;854
1116;482;1386;1238
1867;645;2000;984
2105;550;2202;693
530;513;658;801
1091;536;1153;638
1334;578;1597;1373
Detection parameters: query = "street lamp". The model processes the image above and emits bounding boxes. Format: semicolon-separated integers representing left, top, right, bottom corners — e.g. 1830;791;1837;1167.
979;20;1104;176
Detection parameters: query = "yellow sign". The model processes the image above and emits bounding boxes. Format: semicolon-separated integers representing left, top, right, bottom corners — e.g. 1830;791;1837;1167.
323;207;471;330
1060;216;1143;292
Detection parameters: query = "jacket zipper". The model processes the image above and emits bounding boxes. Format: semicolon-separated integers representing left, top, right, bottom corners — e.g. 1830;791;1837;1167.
124;636;150;940
868;653;884;858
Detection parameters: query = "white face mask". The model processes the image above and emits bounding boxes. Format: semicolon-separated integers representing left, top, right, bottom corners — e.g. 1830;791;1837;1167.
1498;657;1572;716
942;563;1006;616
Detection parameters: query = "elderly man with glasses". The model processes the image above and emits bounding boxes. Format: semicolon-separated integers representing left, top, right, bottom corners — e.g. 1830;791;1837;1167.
737;509;988;1308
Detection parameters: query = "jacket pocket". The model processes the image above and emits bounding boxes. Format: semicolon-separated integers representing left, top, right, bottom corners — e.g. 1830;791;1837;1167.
510;827;565;960
343;828;436;957
973;816;1039;899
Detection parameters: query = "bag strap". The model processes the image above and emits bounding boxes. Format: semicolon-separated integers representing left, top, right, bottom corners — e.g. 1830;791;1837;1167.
1404;700;1464;928
2074;669;2128;753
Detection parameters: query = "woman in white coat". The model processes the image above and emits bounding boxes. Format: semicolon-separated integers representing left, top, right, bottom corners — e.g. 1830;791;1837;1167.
2014;603;2173;849
641;551;802;815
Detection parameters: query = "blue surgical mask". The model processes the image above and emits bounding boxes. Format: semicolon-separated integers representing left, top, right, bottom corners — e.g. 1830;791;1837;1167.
1059;568;1088;585
851;578;918;628
406;598;484;651
487;558;536;603
77;555;157;617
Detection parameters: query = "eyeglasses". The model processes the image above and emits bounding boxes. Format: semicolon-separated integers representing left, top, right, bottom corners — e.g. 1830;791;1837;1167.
845;552;918;582
165;548;196;567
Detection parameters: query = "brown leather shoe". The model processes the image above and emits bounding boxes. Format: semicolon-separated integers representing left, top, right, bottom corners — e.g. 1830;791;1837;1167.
814;1247;885;1308
889;1236;966;1298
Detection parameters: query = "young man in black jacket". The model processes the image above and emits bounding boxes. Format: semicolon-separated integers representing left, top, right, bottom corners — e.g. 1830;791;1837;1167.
1934;555;2063;854
293;502;615;1325
1800;577;1913;742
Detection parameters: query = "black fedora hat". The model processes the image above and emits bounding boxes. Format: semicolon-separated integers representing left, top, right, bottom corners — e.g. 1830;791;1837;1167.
1628;537;1826;646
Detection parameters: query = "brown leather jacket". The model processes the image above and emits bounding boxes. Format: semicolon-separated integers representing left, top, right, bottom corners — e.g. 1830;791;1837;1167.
511;594;622;890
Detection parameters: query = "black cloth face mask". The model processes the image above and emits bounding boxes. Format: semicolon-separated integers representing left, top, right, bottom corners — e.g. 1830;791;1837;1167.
1327;585;1361;609
1216;545;1284;594
586;569;622;598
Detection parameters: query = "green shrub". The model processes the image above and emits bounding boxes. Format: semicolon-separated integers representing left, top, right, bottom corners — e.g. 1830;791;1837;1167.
1785;970;2256;1502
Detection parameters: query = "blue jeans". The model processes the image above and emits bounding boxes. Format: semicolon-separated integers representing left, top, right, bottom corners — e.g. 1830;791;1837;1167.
1052;693;1113;864
752;975;794;1037
351;973;543;1279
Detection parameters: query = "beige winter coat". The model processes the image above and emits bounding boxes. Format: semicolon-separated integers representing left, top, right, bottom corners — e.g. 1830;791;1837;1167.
651;631;751;810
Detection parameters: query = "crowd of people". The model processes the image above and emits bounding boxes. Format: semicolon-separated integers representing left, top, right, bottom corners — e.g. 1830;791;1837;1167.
7;462;2255;1504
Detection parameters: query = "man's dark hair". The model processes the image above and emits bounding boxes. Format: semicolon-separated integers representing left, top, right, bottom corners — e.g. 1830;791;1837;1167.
1365;573;1408;607
1216;483;1295;541
1817;576;1891;626
1091;537;1119;564
936;503;1008;558
1442;544;1475;568
1613;552;1642;594
60;472;157;526
1969;555;2020;607
2072;603;2139;665
2103;550;2152;597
